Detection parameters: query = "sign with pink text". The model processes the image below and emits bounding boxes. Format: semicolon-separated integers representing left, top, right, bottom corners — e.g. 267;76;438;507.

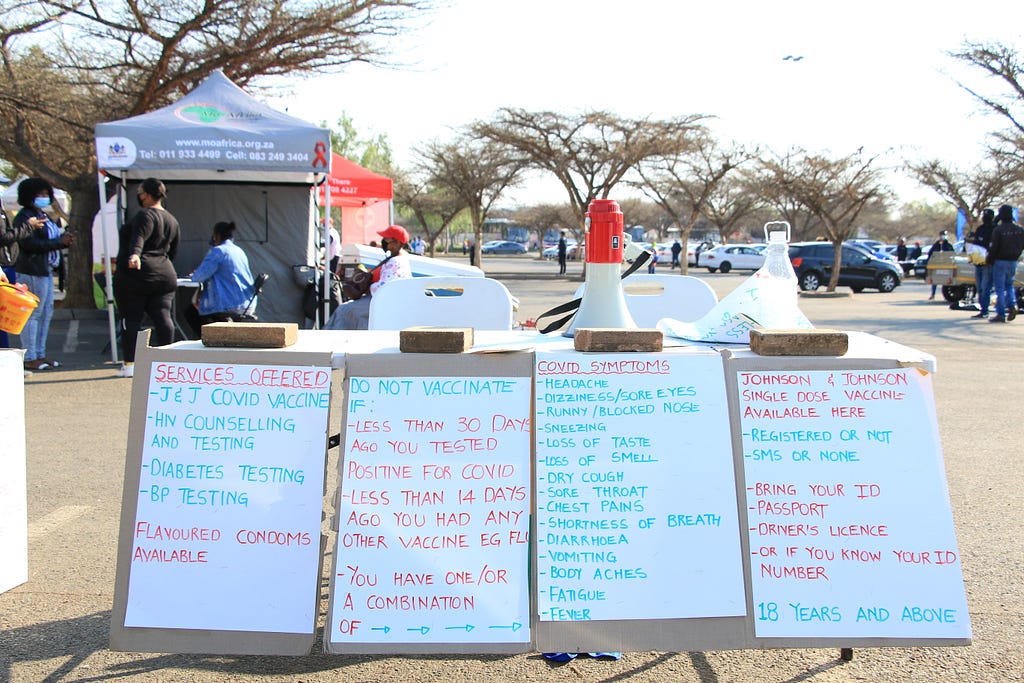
328;375;532;646
738;367;971;639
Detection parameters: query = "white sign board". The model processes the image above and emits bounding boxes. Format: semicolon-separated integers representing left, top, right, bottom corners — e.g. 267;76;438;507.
0;350;28;594
123;361;331;633
534;350;746;621
738;367;971;639
329;376;533;646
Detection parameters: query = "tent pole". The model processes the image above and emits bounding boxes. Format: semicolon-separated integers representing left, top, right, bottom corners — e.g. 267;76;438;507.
321;171;332;329
97;171;119;364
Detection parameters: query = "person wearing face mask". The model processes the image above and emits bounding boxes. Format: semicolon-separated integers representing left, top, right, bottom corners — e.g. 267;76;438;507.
12;177;74;371
183;220;256;335
113;177;180;378
322;225;412;330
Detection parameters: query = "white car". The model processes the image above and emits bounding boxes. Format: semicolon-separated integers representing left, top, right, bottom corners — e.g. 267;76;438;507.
542;241;578;260
701;244;766;273
687;241;719;267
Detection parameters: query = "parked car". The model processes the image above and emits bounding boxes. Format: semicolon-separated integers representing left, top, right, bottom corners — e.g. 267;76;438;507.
481;240;527;255
881;244;917;275
688;240;718;267
653;242;675;265
849;240;897;263
542;241;578;260
850;238;884;251
701;244;767;273
788;242;902;292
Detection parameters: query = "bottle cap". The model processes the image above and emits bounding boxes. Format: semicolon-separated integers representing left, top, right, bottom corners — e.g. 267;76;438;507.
764;221;791;243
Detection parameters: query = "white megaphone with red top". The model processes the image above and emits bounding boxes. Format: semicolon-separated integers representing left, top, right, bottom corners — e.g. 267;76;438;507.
564;199;638;337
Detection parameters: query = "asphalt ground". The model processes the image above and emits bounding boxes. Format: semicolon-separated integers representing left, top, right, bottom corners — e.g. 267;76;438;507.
2;255;1022;682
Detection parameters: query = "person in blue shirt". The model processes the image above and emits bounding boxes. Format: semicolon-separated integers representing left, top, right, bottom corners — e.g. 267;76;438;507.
185;221;255;335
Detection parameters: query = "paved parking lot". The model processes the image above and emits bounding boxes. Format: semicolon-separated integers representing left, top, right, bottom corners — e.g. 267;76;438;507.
2;257;1021;682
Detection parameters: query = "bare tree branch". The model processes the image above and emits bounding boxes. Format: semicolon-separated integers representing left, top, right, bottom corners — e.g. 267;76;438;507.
0;0;433;307
759;148;893;291
473;109;708;234
415;134;526;272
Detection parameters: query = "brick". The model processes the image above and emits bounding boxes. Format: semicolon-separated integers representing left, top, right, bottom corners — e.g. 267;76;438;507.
201;322;298;348
573;328;663;353
749;328;848;356
399;327;474;353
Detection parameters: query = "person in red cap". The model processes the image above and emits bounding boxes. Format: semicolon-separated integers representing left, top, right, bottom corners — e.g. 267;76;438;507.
323;224;412;330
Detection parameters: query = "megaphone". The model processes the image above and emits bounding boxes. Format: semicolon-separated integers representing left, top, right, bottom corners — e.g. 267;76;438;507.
564;199;638;337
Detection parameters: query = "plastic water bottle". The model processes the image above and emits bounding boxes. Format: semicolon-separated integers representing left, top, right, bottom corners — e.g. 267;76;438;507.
755;221;800;328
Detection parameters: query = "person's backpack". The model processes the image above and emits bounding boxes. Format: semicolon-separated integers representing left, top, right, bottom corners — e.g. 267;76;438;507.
0;199;21;267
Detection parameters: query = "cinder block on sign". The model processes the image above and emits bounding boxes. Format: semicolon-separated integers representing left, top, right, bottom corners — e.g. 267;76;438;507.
201;322;298;348
749;328;848;356
399;327;474;353
573;328;663;353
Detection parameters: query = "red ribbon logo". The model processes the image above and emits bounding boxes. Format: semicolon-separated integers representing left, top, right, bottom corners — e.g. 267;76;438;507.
313;141;328;168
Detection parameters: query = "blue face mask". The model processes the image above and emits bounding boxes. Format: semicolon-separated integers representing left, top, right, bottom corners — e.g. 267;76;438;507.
34;197;51;209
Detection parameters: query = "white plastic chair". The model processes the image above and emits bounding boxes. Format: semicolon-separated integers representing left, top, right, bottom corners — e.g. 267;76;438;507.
368;276;515;330
573;273;718;327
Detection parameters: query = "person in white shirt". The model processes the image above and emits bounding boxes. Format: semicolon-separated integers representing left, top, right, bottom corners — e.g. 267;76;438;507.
323;224;412;330
327;223;341;273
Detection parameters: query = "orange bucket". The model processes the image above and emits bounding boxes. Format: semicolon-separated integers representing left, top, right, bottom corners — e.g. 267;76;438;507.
0;282;39;335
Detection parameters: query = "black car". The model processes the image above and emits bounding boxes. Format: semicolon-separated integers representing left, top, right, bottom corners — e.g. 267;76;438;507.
788;242;902;293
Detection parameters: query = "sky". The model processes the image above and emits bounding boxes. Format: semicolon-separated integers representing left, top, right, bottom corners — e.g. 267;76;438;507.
271;0;1024;208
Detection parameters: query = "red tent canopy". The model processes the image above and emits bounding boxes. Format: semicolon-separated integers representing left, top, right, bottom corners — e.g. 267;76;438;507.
320;153;393;207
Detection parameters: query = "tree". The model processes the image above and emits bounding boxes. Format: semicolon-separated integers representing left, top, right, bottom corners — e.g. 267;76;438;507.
760;148;892;291
895;200;958;242
950;41;1024;164
415;135;526;272
327;112;394;173
510;203;577;258
701;172;764;244
322;111;396;230
472;109;707;270
904;157;1022;225
0;0;431;307
615;198;671;242
634;135;753;273
391;169;466;257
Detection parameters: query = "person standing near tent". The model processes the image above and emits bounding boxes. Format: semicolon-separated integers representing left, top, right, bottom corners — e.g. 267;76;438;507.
12;178;74;371
0;193;17;349
113;178;180;378
183;221;256;335
323;225;411;330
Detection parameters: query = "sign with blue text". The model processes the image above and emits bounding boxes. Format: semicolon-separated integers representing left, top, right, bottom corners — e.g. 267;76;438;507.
534;350;746;622
123;361;331;633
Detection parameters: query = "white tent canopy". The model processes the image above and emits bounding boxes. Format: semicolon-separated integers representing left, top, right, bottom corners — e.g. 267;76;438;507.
94;71;332;360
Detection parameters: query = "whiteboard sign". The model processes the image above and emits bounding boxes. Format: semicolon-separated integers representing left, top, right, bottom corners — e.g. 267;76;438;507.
329;376;532;645
534;351;746;621
123;362;331;633
738;368;971;639
0;350;28;594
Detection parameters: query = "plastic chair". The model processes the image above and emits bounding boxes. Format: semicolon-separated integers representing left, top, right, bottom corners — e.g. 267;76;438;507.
572;273;718;327
368;276;515;330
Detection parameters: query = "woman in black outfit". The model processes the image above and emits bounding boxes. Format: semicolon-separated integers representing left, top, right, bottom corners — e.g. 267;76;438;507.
113;178;180;378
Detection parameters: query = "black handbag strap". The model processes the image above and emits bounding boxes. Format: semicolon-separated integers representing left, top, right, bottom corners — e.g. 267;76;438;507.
535;249;651;334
